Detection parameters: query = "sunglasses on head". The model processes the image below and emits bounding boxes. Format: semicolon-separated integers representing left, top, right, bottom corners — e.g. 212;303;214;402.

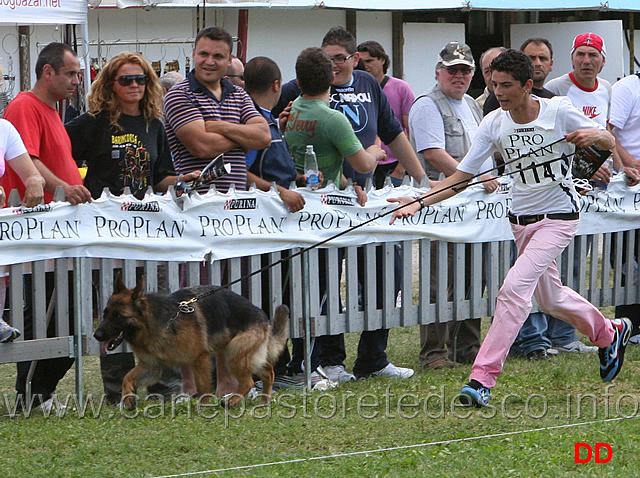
115;74;148;86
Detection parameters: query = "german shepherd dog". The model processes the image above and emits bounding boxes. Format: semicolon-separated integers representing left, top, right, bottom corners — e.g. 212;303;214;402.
94;275;289;409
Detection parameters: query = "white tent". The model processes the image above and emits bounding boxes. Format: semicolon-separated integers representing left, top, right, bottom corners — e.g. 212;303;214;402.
0;0;89;115
0;0;87;24
99;0;640;11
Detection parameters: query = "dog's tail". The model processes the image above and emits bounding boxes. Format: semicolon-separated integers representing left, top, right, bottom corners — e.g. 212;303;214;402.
267;304;289;362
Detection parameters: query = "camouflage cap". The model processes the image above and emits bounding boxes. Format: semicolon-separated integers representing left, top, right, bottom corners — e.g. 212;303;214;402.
437;41;475;68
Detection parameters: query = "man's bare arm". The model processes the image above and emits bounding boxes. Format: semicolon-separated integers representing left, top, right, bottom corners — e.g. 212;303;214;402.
247;171;305;213
386;132;426;183
421;147;460;177
31;157;91;205
205;116;271;151
175;120;240;159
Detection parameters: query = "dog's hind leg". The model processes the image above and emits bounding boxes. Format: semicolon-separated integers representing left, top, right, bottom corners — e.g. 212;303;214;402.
255;362;275;404
192;352;214;404
222;328;271;408
222;372;254;408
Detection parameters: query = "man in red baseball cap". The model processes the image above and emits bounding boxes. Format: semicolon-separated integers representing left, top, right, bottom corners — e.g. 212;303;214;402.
546;32;609;127
546;32;613;186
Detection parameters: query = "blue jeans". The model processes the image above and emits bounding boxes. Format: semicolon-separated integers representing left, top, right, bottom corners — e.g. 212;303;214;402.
510;312;553;356
510;312;578;356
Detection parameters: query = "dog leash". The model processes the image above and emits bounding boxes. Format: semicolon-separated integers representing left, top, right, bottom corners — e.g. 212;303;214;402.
168;137;591;321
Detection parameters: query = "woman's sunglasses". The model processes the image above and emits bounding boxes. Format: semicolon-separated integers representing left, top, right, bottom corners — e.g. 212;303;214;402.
115;74;148;86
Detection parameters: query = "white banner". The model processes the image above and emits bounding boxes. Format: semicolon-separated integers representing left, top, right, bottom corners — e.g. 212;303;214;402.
0;175;638;266
0;0;86;25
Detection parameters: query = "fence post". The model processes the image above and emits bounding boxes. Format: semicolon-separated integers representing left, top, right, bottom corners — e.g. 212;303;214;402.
74;257;84;404
302;249;313;390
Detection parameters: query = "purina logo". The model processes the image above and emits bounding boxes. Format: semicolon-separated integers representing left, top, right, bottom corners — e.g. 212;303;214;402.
224;198;257;210
12;204;52;215
320;195;355;206
495;183;511;195
121;201;161;212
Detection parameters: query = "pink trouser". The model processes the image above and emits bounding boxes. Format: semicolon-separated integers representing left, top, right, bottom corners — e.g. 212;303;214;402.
470;217;615;389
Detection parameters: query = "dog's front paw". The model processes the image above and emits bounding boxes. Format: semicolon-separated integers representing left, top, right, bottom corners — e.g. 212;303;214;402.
221;392;244;409
122;394;137;410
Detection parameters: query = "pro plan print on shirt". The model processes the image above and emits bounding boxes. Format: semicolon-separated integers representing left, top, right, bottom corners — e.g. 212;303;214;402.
111;132;150;198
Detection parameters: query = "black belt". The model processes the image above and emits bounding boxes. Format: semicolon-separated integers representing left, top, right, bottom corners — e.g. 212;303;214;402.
508;212;579;226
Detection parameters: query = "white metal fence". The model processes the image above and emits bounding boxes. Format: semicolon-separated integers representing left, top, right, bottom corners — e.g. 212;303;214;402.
1;229;638;396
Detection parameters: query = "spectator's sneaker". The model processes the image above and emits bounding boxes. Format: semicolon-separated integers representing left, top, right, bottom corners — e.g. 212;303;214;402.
422;358;461;369
270;371;335;391
459;381;491;408
35;397;67;414
361;363;415;379
599;318;632;382
323;365;356;383
549;340;597;354
0;319;20;343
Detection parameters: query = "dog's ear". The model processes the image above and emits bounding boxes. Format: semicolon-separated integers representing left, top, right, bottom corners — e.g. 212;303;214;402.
114;272;126;294
132;275;146;300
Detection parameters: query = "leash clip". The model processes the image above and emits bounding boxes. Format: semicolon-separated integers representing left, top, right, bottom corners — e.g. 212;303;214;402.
179;297;197;314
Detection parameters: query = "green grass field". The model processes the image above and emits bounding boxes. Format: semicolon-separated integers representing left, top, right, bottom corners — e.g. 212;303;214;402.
1;320;639;477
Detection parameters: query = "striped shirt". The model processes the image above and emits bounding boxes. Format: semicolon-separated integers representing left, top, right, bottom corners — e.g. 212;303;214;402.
163;71;261;193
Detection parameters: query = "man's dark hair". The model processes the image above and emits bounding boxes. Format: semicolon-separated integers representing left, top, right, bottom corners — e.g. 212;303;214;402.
356;40;390;74
35;42;76;80
244;56;281;95
490;49;533;86
296;47;333;96
195;26;233;52
519;38;554;59
321;26;356;54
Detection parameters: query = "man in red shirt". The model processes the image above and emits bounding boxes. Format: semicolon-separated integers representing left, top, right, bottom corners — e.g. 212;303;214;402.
4;42;91;412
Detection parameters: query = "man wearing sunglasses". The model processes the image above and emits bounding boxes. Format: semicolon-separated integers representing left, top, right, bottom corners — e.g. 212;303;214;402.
409;41;499;371
225;56;245;89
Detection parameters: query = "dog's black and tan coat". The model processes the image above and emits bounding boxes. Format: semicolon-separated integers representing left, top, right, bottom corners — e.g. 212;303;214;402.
94;275;289;409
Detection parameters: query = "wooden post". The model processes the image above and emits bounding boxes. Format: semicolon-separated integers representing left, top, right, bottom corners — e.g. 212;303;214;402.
346;9;356;39
392;12;404;79
237;9;248;62
18;26;30;92
630;12;635;75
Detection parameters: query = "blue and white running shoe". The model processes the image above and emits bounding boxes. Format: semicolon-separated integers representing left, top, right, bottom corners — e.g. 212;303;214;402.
459;383;491;408
599;317;632;382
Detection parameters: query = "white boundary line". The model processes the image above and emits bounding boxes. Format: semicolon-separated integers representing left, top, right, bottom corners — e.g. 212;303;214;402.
151;415;636;477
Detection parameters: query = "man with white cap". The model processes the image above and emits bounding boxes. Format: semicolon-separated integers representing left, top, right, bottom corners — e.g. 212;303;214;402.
410;41;499;369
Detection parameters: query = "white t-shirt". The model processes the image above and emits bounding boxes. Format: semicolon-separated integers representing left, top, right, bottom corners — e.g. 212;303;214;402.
609;74;640;161
545;73;611;128
457;96;603;216
0;119;28;178
410;95;493;172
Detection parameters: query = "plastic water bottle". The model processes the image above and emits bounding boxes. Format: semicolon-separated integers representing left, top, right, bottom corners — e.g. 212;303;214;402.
304;145;320;190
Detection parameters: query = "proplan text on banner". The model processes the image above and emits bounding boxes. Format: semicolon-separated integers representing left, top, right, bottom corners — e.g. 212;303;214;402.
0;175;638;265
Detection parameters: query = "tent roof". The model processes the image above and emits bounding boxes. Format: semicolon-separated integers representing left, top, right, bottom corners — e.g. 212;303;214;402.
96;0;640;12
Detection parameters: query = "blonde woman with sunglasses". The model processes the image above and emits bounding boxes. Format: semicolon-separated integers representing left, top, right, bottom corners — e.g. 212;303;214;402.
66;51;198;200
